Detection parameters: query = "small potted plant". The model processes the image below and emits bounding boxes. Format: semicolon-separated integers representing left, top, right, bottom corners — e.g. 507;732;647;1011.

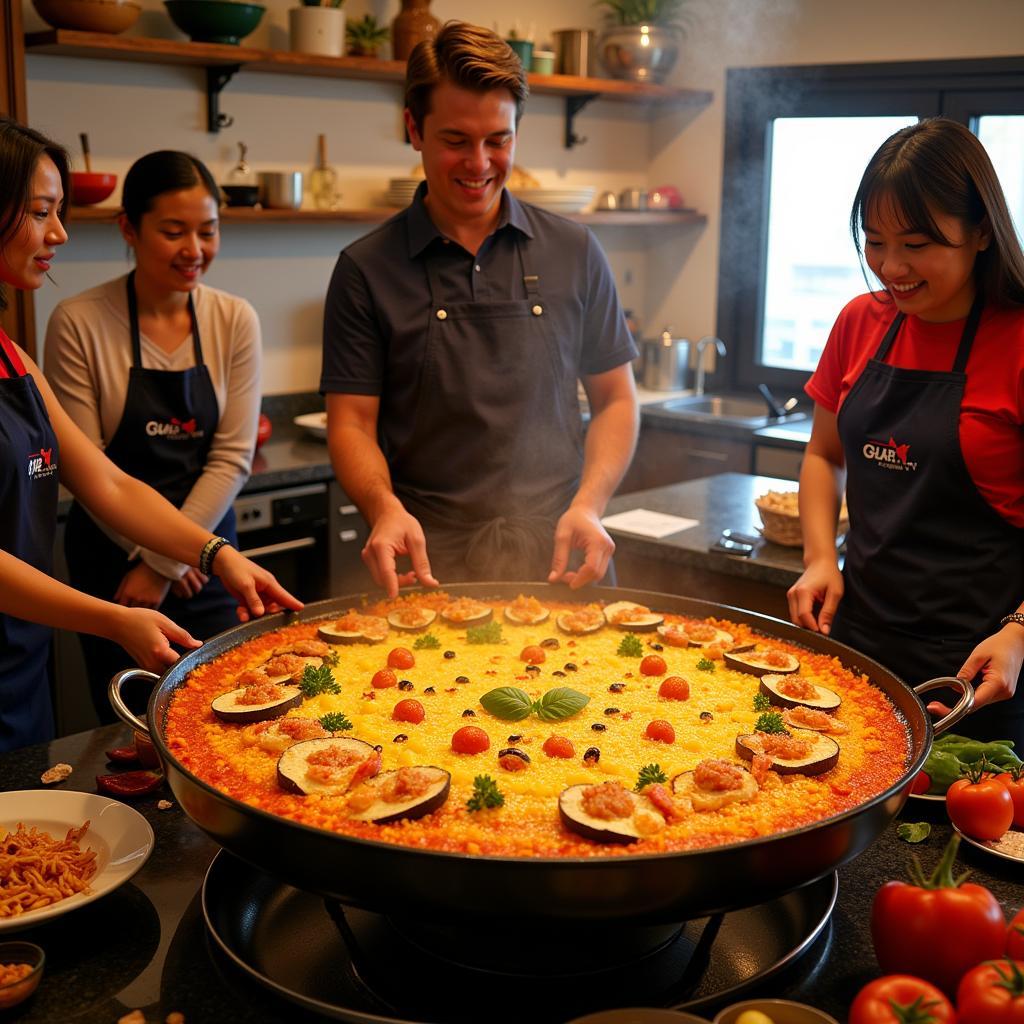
503;24;534;72
593;0;696;83
345;14;389;58
290;0;345;57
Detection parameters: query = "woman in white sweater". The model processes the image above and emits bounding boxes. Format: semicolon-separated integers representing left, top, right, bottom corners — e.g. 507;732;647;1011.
46;151;264;721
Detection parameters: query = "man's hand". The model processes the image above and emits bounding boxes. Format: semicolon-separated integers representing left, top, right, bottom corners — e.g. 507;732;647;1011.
113;562;172;609
787;558;844;634
548;504;614;590
927;624;1024;716
361;507;439;598
171;567;209;600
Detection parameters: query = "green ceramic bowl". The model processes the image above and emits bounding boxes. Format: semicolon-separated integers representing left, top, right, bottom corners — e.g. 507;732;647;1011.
164;0;265;45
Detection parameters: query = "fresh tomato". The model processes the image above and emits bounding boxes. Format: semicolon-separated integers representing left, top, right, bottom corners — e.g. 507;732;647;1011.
520;645;546;664
542;735;574;759
387;647;415;670
849;974;955;1024
96;770;163;798
255;413;272;449
371;668;397;689
645;720;675;743
871;834;1006;994
451;726;490;754
640;654;667;676
995;765;1024;829
947;764;1014;841
911;770;932;795
1007;909;1024;959
957;959;1024;1024
392;699;424;724
658;676;690;701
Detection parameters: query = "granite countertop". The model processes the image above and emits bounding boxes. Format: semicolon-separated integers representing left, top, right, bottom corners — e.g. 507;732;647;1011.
605;472;814;588
4;724;1021;1022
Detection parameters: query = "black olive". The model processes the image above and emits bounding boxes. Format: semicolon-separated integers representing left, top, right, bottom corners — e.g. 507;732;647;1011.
700;711;714;723
583;746;601;764
444;651;456;659
456;675;470;684
507;734;523;743
604;707;620;715
649;642;664;652
591;723;607;732
564;663;578;672
424;686;436;694
374;744;383;752
393;734;408;743
552;670;567;678
609;682;625;693
498;747;530;763
462;709;476;717
540;637;560;649
525;664;541;674
398;679;414;691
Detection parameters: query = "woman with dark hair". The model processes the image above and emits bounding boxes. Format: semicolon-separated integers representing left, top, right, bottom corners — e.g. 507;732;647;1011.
45;150;266;722
787;117;1024;743
0;119;300;750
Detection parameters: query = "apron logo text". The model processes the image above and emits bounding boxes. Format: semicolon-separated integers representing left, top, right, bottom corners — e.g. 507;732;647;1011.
26;447;57;480
145;417;203;440
862;436;917;471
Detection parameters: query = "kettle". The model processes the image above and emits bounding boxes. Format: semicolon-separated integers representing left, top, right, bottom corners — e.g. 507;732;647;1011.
641;329;691;391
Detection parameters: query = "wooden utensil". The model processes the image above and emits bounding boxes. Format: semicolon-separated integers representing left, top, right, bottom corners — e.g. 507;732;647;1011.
79;132;92;173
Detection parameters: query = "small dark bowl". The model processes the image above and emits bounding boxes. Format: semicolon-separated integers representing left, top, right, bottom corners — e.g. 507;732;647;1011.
70;171;118;206
164;0;265;45
221;184;260;208
0;942;45;1010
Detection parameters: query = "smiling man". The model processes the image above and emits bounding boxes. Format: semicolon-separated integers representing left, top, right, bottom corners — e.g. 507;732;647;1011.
322;22;639;596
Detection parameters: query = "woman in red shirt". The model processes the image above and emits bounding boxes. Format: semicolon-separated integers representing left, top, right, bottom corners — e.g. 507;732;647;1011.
788;117;1024;743
0;116;301;751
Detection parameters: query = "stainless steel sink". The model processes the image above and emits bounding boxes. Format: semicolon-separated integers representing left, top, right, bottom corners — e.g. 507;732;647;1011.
652;394;807;428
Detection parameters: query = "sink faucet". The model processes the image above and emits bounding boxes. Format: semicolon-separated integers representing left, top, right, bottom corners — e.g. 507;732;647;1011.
693;336;726;396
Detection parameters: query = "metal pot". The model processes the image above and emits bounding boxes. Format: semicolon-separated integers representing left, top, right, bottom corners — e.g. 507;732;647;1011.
641;330;691;391
110;583;971;925
597;25;682;84
258;171;303;210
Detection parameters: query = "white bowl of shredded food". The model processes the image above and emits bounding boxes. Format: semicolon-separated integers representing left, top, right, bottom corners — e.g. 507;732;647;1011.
755;490;849;548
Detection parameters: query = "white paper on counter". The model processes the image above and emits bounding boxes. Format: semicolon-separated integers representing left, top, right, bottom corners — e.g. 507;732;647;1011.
600;508;699;538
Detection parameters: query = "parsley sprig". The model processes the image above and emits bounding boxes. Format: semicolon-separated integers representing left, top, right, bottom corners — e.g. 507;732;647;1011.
752;691;772;712
467;774;505;812
754;711;786;735
696;656;715;672
318;711;353;732
466;621;503;644
299;663;341;698
414;632;441;650
479;686;590;722
635;763;668;791
616;633;643;657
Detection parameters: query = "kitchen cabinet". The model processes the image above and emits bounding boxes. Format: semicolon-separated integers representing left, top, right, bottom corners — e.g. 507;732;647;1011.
617;425;752;493
752;443;803;481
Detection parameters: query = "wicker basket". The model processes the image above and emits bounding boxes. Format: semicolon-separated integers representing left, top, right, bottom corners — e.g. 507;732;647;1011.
755;491;849;548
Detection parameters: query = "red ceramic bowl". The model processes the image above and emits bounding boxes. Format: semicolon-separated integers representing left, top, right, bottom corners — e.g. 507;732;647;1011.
70;172;117;206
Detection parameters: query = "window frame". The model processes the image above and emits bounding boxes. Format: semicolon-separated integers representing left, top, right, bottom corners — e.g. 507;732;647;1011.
718;57;1024;397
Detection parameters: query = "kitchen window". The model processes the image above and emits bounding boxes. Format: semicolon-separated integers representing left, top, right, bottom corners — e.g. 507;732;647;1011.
718;57;1024;397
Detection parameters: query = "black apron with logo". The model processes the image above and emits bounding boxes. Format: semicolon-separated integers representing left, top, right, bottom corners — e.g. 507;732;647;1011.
0;343;60;750
65;273;238;720
386;236;595;582
831;296;1024;744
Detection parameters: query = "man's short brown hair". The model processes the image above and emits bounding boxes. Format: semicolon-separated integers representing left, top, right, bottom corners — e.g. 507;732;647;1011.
405;21;529;134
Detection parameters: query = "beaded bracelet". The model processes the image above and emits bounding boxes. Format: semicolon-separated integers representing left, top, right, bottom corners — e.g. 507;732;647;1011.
999;612;1024;629
199;536;231;575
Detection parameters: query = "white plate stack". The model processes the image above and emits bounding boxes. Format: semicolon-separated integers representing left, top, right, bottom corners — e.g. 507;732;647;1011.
385;177;421;207
511;187;596;214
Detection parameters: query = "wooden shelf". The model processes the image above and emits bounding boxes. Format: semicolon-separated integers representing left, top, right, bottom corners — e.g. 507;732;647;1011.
68;205;707;228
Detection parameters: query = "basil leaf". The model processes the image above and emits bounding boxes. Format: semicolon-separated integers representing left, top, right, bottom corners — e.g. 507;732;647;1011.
896;821;932;844
479;686;534;721
535;687;590;722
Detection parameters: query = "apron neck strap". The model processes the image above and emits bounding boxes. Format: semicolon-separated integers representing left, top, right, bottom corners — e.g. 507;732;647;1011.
0;339;20;378
126;270;203;368
872;292;985;373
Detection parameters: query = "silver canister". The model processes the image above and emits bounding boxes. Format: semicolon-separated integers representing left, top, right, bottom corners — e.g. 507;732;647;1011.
259;171;303;210
641;330;691;391
552;29;595;76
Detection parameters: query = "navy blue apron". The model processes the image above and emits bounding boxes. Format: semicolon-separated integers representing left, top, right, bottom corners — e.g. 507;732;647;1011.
0;340;59;751
65;273;238;721
831;295;1024;744
388;234;605;583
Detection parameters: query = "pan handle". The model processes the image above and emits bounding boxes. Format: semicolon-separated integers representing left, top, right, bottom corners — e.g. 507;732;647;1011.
913;675;975;736
108;668;159;736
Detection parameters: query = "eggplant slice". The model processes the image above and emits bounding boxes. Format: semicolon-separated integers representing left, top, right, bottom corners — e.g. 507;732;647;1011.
603;601;664;632
555;609;605;635
386;607;437;632
734;729;840;776
211;684;302;724
672;763;759;811
558;782;664;844
440;600;493;627
263;655;323;684
760;673;841;711
317;615;390;644
504;602;551;626
723;647;800;676
277;737;380;795
347;766;451;823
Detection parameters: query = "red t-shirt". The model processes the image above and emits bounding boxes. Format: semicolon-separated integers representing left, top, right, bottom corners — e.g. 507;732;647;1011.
806;292;1024;527
0;328;27;378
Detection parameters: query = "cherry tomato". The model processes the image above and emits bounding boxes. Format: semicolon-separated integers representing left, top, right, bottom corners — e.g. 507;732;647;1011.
95;770;163;798
957;959;1024;1024
659;676;690;701
451;726;490;754
371;668;397;689
520;645;546;665
387;648;415;670
542;735;574;759
995;770;1024;829
910;770;931;795
849;975;955;1024
392;699;425;724
646;720;675;744
1007;908;1024;960
948;775;1014;841
640;655;667;676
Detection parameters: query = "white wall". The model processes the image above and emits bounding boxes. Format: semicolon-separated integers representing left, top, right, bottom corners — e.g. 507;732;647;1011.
22;0;1024;392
